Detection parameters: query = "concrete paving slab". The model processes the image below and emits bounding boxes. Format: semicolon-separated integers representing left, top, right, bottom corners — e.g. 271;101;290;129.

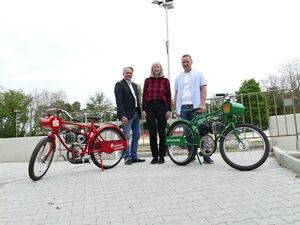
1;153;300;225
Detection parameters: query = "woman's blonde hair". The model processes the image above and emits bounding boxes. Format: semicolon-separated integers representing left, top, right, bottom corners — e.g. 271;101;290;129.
150;62;164;78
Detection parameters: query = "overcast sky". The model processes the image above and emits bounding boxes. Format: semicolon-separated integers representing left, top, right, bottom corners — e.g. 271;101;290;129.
1;0;300;107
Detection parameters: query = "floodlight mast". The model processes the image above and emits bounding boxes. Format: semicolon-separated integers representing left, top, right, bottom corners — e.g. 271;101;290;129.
151;0;174;80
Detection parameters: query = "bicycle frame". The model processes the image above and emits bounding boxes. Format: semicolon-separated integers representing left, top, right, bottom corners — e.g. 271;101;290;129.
166;95;270;170
47;120;95;157
193;109;243;144
41;111;127;160
28;108;127;181
166;98;245;149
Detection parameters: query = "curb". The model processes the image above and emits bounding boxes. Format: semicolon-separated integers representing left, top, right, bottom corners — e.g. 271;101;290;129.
273;146;300;174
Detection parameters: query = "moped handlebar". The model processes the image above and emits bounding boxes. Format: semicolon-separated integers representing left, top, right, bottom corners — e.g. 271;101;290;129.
45;108;76;121
45;108;59;115
215;93;235;100
57;109;73;120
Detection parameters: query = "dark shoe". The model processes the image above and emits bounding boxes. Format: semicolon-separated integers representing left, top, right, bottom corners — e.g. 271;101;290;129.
124;158;132;165
203;156;214;164
151;158;158;164
158;157;165;164
131;158;146;163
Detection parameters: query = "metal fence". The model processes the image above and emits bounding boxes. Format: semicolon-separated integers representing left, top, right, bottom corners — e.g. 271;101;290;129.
136;89;300;150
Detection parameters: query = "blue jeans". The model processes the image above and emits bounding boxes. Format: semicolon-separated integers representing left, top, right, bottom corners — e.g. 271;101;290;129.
122;111;141;159
180;105;194;121
180;105;194;154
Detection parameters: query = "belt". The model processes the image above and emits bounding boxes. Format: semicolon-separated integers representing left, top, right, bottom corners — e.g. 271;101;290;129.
182;104;193;107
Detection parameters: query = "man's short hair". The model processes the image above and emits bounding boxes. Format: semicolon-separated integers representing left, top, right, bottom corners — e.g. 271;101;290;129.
182;54;192;60
123;66;134;72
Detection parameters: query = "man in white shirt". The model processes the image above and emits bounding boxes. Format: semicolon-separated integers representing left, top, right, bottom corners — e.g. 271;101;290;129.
174;54;214;164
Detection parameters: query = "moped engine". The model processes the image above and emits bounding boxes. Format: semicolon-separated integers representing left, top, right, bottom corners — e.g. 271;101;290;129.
210;121;224;134
65;132;76;144
199;135;216;156
64;132;86;144
198;123;210;136
76;134;86;144
66;144;82;164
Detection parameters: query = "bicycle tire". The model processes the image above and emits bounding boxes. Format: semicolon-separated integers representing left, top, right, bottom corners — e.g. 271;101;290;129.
166;120;197;166
219;123;270;171
91;126;125;169
28;137;55;181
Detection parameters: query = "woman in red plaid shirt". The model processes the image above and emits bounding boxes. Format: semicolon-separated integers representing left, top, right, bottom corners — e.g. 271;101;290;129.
142;62;172;164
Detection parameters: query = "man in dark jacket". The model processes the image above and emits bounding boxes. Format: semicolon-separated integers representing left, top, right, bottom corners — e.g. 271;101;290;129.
114;66;145;165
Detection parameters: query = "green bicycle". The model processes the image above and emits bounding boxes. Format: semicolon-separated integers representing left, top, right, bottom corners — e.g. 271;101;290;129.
166;94;270;171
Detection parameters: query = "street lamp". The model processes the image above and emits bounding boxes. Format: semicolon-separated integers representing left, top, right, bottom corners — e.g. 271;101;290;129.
152;0;174;80
14;109;20;138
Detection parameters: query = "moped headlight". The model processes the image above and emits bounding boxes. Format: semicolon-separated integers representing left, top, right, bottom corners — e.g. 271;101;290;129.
222;102;231;114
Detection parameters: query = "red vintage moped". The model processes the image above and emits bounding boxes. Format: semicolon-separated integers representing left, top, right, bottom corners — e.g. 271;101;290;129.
28;108;127;181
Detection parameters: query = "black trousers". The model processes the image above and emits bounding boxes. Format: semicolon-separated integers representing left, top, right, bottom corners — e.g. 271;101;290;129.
145;100;167;159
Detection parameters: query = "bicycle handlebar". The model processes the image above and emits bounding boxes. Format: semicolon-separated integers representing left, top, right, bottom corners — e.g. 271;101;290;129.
45;108;59;114
58;109;74;120
215;93;235;100
45;108;75;121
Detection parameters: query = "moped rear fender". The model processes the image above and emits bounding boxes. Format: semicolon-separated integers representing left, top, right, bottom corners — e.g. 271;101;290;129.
90;123;126;142
97;123;119;131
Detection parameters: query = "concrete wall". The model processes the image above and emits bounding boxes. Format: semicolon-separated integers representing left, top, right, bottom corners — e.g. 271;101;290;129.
0;136;148;162
269;113;300;151
1;114;299;162
0;136;46;162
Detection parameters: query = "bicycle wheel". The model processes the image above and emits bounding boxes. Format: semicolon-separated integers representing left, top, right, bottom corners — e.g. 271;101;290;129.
28;137;55;181
219;123;270;171
166;120;197;166
91;126;125;169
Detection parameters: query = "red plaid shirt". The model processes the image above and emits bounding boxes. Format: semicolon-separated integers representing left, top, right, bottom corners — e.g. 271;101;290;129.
142;77;172;111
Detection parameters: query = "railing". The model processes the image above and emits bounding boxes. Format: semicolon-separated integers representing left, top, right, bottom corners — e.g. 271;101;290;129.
137;89;300;150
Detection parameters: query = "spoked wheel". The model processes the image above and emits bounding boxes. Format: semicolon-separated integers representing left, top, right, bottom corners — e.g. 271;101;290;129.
166;121;197;166
91;126;125;169
219;123;270;171
28;137;55;181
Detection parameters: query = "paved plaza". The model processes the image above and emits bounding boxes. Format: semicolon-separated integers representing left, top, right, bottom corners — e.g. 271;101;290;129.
1;153;300;225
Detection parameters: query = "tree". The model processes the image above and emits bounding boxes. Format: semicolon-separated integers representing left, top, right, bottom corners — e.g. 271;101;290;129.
278;58;300;91
236;79;268;129
72;101;81;112
278;58;300;113
261;74;281;91
27;89;70;136
85;92;115;122
0;90;30;138
261;58;300;113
